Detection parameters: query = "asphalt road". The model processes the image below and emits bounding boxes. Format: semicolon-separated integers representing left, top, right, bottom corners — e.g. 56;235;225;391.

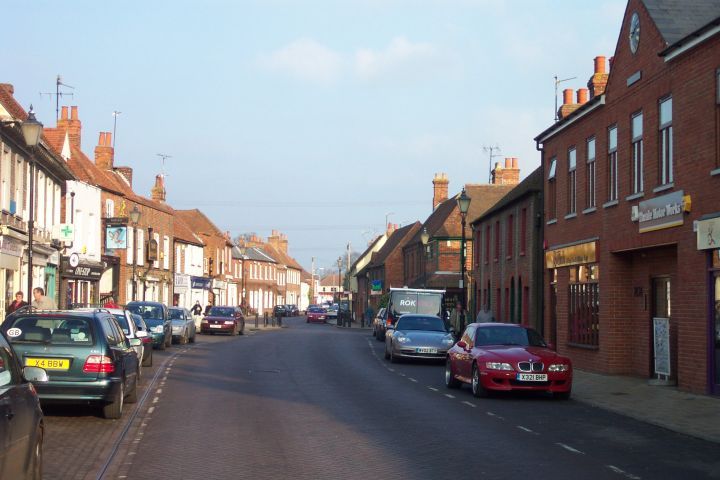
44;317;720;479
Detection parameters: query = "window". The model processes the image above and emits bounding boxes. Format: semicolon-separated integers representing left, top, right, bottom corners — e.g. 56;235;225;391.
567;147;577;214
520;208;527;255
485;225;490;264
506;214;514;259
548;157;557;220
126;227;134;265
659;97;673;185
153;232;160;268
163;236;170;270
105;199;114;217
716;69;720;168
631;111;644;193
137;229;144;266
608;126;618;201
568;264;600;346
494;221;500;261
586;137;596;208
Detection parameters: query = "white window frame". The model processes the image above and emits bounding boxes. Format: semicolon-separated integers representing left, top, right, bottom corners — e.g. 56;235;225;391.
631;111;644;193
659;96;673;185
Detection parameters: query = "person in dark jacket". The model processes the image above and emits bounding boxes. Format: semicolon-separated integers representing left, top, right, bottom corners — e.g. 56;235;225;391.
191;301;203;316
6;291;28;316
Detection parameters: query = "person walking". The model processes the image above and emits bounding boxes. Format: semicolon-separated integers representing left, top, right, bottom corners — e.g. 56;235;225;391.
191;301;203;316
104;296;120;308
449;302;466;340
32;287;57;310
365;305;374;328
6;291;28;316
475;304;495;323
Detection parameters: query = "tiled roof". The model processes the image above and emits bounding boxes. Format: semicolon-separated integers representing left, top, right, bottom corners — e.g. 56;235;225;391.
176;209;231;244
173;214;204;246
470;167;543;224
0;84;28;121
320;273;344;286
242;246;277;263
263;243;303;271
643;0;720;48
364;222;421;270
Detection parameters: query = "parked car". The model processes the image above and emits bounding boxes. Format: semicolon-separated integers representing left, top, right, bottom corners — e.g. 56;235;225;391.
129;313;153;367
325;304;338;321
306;306;327;324
384;314;454;363
272;305;287;318
372;307;386;338
0;329;47;479
168;307;196;344
377;288;445;341
94;308;149;377
125;302;171;350
445;323;573;400
285;305;299;316
2;309;141;419
201;306;244;335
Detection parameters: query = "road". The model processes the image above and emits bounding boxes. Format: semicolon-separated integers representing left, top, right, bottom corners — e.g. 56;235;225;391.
44;317;720;479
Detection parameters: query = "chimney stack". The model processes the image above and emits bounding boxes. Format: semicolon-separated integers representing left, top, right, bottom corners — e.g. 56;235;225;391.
57;105;82;149
587;55;609;98
432;173;449;210
492;157;521;185
94;131;114;170
115;166;133;188
151;174;166;202
558;88;580;120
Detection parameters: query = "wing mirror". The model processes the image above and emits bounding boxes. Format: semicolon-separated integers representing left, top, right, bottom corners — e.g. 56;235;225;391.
129;338;143;347
23;366;49;383
136;330;148;338
457;341;468;350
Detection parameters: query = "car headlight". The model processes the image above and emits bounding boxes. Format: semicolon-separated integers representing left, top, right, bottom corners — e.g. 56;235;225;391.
485;362;513;370
224;321;235;325
442;336;455;346
548;364;570;372
396;335;411;344
152;326;164;333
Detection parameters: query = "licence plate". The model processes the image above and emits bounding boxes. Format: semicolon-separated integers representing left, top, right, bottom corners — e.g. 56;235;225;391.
25;358;70;370
209;325;223;329
516;373;548;382
416;347;438;354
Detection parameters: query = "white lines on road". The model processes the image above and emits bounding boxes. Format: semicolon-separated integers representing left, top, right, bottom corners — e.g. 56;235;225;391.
428;386;438;392
556;443;585;455
516;426;537;434
388;368;395;372
444;394;456;399
462;401;476;408
156;389;162;395
486;411;504;420
398;373;406;377
606;465;641;479
147;406;155;414
408;378;418;383
152;397;159;404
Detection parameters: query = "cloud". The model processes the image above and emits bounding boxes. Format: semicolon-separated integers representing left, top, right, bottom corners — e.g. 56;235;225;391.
354;36;442;80
259;38;344;84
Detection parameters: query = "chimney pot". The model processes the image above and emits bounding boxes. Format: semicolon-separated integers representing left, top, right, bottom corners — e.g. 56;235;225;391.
512;157;518;168
594;56;607;74
98;132;106;146
61;106;68;120
105;132;112;147
563;89;574;105
70;106;78;120
577;88;589;105
504;157;511;168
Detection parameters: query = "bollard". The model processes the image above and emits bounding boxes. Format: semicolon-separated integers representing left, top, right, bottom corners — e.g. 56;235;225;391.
255;313;259;329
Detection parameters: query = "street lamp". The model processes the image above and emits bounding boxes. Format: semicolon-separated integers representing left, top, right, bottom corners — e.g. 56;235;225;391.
129;205;141;301
457;188;471;311
21;106;43;300
420;227;429;288
239;246;247;312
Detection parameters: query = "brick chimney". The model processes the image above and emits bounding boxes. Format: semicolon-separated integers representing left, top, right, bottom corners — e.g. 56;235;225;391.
280;233;289;254
386;223;397;235
115;166;133;188
577;88;589;105
433;173;449;210
57;106;82;149
587;55;609;98
558;89;580;120
0;83;14;95
268;230;282;251
151;174;166;202
94;131;114;170
492;157;521;185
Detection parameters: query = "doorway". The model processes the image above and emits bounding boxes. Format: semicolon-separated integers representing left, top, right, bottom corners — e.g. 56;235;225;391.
712;269;720;394
651;277;672;380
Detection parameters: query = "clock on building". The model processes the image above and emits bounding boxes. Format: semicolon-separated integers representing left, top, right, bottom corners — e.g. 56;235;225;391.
629;12;640;54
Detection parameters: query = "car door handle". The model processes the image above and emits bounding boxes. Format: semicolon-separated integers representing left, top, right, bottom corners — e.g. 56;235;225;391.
4;408;14;420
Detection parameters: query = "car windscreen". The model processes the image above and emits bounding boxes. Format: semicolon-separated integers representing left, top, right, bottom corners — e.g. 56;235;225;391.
4;316;94;345
126;305;164;321
475;326;547;347
111;314;131;335
168;309;185;320
395;316;447;332
390;292;442;317
308;307;324;313
209;307;234;317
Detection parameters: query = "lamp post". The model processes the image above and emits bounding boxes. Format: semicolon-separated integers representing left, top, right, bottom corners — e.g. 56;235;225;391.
239;247;247;312
457;188;471;311
21;107;44;300
129;205;141;301
420;227;429;288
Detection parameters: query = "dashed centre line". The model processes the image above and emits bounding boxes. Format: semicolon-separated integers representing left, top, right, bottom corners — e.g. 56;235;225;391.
606;465;642;479
428;386;438;392
444;394;455;399
556;443;585;455
408;378;418;383
462;401;476;408
517;426;535;434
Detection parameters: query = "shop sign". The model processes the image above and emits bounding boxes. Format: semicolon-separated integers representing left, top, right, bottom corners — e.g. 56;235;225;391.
104;217;128;226
174;274;189;293
0;236;23;257
147;238;158;262
370;279;382;295
212;279;227;290
696;215;720;250
638;190;684;233
545;241;596;269
105;226;127;249
61;257;103;280
190;276;212;290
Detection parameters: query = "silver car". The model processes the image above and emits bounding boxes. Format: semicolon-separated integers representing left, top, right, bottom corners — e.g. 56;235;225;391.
168;307;196;344
384;314;455;363
104;308;150;371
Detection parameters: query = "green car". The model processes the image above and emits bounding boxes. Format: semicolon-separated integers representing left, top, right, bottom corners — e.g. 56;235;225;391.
2;309;140;419
125;302;172;350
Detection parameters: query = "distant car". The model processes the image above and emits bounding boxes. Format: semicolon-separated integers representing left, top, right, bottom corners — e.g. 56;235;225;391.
273;305;287;318
445;323;573;400
129;313;153;367
168;307;196;344
285;305;299;316
2;309;141;419
125;302;172;350
325;304;338;321
372;308;386;338
306;306;327;324
0;329;47;479
201;306;244;335
384;314;454;363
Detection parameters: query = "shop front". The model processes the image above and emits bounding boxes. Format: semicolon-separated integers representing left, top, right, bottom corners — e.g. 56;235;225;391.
697;214;720;395
60;254;104;308
191;276;212;310
0;230;25;317
173;273;190;308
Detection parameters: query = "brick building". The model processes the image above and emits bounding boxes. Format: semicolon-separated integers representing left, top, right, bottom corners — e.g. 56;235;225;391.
264;230;303;307
535;0;720;394
237;235;280;314
350;234;387;321
471;167;543;330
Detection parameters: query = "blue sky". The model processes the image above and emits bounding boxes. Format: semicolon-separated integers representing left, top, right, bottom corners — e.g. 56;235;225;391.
5;0;626;271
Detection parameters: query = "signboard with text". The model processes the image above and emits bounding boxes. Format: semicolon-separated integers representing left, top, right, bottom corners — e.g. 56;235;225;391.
370;279;382;295
638;190;684;233
545;241;596;269
697;216;720;250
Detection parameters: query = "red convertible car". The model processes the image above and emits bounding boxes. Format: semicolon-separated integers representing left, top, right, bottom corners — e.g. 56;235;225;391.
445;323;572;399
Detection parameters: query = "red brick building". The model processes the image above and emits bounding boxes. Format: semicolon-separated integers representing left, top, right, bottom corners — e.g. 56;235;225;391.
471;167;543;330
535;0;720;394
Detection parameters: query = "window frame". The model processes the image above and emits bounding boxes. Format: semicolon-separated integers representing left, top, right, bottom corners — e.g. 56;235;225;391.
631;111;644;194
586;137;596;209
607;125;618;201
547;157;558;221
658;96;673;185
567;147;577;214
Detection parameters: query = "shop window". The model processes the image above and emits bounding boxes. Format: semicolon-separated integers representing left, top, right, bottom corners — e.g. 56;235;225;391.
568;264;600;346
659;96;673;185
631;111;644;193
608;126;618;201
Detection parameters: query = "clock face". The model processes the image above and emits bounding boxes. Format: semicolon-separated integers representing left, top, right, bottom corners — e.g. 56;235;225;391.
629;12;640;53
69;253;80;267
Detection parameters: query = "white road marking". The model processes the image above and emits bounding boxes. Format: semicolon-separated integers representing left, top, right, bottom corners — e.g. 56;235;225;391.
147;407;155;414
462;401;476;408
517;426;535;433
388;369;395;372
607;465;642;479
444;394;455;399
152;397;159;404
156;389;162;394
556;443;585;455
162;376;167;381
398;373;406;377
486;412;505;420
408;378;418;382
428;387;438;392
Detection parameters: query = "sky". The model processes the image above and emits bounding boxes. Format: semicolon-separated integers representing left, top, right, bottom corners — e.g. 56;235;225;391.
4;0;627;271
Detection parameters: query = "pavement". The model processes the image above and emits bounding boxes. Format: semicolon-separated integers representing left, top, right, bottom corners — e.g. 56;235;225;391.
344;320;720;444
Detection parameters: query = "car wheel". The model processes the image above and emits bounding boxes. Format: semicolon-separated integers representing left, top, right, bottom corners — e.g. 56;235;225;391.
189;332;196;343
445;358;461;389
142;348;153;367
384;344;390;360
165;333;172;348
31;426;43;480
390;345;400;364
103;381;124;419
126;372;139;404
553;390;571;400
157;337;166;350
181;331;188;345
471;364;488;398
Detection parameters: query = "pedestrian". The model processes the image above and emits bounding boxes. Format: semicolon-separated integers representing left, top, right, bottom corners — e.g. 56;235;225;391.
32;287;57;310
104;296;120;309
365;305;374;328
449;302;466;339
6;291;28;316
475;304;495;323
191;301;203;316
